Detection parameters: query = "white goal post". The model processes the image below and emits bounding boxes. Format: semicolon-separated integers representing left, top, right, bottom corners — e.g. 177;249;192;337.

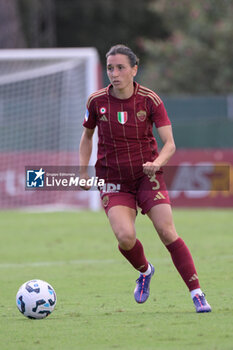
0;48;101;211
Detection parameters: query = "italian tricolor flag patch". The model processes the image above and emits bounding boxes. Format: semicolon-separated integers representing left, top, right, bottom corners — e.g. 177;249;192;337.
117;112;128;124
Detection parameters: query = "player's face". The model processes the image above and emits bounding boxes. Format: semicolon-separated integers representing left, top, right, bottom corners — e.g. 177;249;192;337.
106;54;137;92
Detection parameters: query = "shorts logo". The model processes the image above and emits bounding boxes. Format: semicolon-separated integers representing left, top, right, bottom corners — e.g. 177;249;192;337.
117;111;128;124
102;195;109;207
26;168;45;188
137;110;147;122
154;191;166;201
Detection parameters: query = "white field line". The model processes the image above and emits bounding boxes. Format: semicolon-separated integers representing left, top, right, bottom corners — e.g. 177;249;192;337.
0;257;172;269
0;254;231;269
0;259;116;269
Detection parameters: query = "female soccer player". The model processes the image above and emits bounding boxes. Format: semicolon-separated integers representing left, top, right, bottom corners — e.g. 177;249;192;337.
79;44;211;313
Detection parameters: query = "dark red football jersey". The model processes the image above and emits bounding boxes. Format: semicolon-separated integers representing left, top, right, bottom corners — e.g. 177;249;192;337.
83;82;171;181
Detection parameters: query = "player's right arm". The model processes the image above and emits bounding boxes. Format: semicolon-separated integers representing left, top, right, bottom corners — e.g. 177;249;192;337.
79;127;95;190
79;93;98;190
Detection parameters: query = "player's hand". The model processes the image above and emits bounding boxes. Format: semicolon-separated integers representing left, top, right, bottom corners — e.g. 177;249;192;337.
79;172;91;191
143;161;160;177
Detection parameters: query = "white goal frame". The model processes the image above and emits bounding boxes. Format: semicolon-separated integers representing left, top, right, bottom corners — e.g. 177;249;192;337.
0;48;101;211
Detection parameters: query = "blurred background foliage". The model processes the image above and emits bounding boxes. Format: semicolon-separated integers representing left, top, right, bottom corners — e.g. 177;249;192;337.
143;0;233;93
0;0;233;94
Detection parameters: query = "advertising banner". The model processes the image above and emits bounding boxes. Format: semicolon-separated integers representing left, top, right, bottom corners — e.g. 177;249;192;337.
167;149;233;207
0;150;232;209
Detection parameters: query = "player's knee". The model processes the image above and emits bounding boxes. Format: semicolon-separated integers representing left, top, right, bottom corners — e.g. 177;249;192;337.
156;225;178;245
118;237;136;250
114;225;136;250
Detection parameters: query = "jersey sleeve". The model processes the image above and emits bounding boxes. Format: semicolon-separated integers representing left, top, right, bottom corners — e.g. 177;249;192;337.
150;101;171;128
82;98;97;129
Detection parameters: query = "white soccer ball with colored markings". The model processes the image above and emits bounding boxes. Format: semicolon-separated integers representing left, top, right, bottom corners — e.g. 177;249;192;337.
16;279;57;319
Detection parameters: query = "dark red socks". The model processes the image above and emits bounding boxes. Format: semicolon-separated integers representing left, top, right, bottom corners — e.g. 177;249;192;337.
166;237;200;291
119;236;200;291
118;239;148;273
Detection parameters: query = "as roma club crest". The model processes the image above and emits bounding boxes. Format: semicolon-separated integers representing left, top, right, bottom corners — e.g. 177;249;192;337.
102;195;109;207
136;110;147;122
117;111;128;124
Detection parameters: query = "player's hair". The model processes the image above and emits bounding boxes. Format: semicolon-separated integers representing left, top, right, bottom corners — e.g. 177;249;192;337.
106;44;139;67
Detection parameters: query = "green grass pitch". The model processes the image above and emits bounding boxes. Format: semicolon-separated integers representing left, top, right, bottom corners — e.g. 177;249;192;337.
0;209;232;350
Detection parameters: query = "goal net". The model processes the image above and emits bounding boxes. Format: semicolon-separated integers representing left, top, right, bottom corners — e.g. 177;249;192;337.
0;48;101;211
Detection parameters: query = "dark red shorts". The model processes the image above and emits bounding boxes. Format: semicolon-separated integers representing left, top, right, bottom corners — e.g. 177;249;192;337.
99;172;170;215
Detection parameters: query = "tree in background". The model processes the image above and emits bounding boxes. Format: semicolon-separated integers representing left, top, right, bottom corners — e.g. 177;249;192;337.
142;0;233;94
0;0;26;48
55;0;169;63
19;0;56;47
2;0;232;94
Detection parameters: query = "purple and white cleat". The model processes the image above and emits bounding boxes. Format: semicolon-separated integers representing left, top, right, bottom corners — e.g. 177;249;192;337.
134;263;155;304
193;293;212;313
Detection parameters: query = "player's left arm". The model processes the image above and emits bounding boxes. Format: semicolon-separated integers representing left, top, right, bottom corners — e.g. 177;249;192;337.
143;125;176;176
